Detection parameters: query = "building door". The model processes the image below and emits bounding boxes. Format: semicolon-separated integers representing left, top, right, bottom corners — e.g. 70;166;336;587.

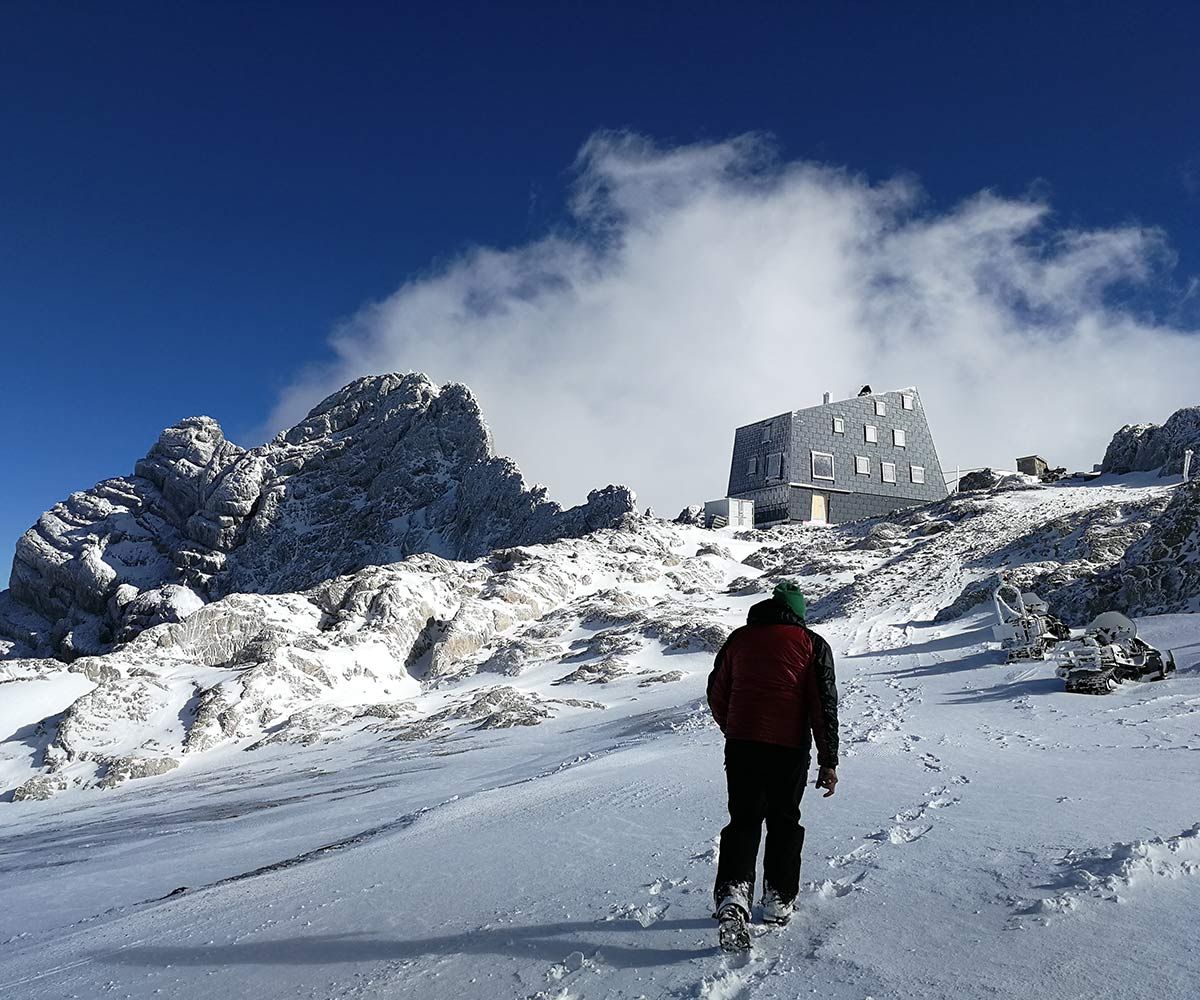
810;493;827;524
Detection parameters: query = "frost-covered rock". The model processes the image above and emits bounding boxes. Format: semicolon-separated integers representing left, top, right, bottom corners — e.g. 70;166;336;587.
957;469;1000;492
1100;406;1200;477
1052;479;1200;617
2;517;746;799
3;373;635;659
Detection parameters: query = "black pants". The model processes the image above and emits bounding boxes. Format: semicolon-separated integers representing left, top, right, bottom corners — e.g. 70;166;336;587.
714;738;809;905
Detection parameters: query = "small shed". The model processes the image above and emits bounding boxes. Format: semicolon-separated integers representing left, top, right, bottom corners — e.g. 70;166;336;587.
704;498;754;529
1016;455;1049;478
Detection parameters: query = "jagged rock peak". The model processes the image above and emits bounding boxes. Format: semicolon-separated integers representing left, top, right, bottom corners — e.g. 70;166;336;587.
1100;405;1200;477
3;372;636;661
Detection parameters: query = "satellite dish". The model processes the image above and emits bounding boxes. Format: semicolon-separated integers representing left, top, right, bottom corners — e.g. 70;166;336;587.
1087;611;1137;643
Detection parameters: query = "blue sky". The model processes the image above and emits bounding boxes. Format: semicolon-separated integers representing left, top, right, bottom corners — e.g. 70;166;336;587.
2;1;1199;579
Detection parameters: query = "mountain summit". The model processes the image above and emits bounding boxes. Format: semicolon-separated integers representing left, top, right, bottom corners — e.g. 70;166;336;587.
2;373;635;660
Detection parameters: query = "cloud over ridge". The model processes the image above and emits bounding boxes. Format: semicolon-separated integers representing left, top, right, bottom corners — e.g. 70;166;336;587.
270;132;1199;513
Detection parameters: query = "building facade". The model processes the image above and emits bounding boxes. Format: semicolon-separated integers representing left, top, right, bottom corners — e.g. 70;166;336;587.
726;387;948;525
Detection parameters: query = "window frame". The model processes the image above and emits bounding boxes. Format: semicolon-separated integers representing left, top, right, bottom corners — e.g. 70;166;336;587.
882;461;897;484
832;415;845;434
911;464;926;484
766;451;784;480
811;450;835;482
902;393;915;411
893;428;906;448
864;424;878;443
747;455;759;477
875;399;887;416
855;455;871;476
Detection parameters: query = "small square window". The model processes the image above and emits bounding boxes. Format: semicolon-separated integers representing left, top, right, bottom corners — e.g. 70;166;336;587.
893;428;906;447
911;465;926;484
761;424;771;443
875;399;887;416
832;416;845;434
767;452;784;479
882;461;897;484
855;455;870;476
811;451;835;481
864;424;878;443
902;393;915;411
747;456;759;476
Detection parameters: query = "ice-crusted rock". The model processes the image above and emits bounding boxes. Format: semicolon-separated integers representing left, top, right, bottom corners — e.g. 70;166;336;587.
3;373;636;659
1050;480;1200;617
1100;406;1200;477
956;469;999;492
3;517;745;799
11;775;70;802
97;755;180;789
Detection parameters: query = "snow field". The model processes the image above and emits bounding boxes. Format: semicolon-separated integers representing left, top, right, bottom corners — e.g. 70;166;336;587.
2;478;1198;998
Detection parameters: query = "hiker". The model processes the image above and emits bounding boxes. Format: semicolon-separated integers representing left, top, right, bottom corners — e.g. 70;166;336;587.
706;580;839;951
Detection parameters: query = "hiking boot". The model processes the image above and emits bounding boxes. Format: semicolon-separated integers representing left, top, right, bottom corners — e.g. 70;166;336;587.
712;881;751;920
761;886;795;925
716;901;751;953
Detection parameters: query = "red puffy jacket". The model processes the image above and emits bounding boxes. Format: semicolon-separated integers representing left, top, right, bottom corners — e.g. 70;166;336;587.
707;599;839;767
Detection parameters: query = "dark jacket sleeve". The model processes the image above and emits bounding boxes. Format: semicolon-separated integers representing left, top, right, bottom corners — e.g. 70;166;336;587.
807;631;839;768
706;635;733;732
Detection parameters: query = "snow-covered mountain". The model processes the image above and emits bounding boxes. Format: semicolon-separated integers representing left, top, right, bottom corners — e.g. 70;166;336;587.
1101;405;1200;477
1;390;1198;1000
1;373;635;661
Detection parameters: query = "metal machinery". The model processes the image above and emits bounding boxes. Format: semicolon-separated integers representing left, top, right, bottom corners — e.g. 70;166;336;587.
991;576;1070;662
1053;611;1177;694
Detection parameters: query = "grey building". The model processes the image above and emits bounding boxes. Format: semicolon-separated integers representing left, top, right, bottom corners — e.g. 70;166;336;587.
726;387;948;525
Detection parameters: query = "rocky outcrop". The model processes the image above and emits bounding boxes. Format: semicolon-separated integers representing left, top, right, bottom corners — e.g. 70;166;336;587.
1;517;740;798
957;469;1000;492
3;373;635;659
1048;479;1200;617
1100;406;1200;477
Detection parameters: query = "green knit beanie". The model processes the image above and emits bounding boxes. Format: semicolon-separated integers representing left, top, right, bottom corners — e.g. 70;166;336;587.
772;580;807;619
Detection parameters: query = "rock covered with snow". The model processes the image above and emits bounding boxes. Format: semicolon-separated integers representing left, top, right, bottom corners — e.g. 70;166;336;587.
956;469;1000;492
3;373;636;660
1052;479;1200;617
1100;405;1200;477
1;518;741;798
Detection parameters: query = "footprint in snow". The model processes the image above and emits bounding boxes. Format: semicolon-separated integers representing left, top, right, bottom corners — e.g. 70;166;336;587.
606;901;669;927
870;823;934;845
893;805;927;822
827;843;877;868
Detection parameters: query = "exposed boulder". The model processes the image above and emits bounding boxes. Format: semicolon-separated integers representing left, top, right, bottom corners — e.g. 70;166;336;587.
3;373;636;659
957;469;1000;492
1100;406;1200;477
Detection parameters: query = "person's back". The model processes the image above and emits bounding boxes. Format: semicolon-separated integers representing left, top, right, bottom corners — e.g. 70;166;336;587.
706;581;839;952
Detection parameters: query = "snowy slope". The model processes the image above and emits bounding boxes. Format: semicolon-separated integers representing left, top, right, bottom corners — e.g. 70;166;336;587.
1;477;1197;999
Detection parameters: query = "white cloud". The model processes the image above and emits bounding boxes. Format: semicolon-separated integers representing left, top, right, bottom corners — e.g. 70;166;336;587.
269;132;1200;513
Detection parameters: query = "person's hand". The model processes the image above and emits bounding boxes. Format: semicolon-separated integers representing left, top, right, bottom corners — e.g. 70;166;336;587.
816;766;838;798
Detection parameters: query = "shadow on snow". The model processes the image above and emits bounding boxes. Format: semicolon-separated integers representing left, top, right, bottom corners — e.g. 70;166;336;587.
96;917;717;970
